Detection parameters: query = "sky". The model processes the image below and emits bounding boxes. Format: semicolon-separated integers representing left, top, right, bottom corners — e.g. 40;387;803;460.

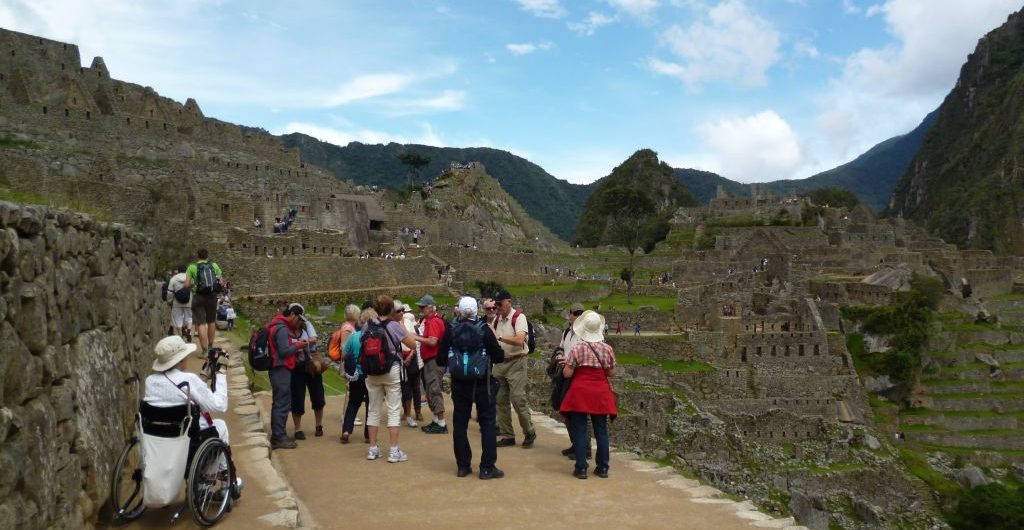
0;0;1020;184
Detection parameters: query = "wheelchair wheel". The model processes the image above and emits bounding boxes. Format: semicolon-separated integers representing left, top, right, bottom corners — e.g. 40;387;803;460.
109;435;146;522
187;438;234;526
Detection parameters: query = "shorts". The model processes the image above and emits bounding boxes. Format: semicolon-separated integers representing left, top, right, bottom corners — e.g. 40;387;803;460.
191;293;217;324
171;307;192;329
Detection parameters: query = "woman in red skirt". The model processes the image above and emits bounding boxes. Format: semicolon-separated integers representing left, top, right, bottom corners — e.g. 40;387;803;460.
559;310;617;479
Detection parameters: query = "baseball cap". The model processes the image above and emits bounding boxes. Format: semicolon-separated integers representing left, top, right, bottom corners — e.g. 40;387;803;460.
493;289;512;302
417;294;437;307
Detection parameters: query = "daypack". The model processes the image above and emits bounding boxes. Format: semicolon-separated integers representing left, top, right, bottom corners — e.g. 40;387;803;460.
359;320;398;376
327;329;345;363
247;325;273;371
511;310;536;354
194;261;220;295
447;319;490;381
173;287;191;304
160;279;171;303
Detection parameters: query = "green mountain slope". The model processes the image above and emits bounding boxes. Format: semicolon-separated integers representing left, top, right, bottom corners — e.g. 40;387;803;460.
280;134;594;241
890;9;1024;254
575;149;699;248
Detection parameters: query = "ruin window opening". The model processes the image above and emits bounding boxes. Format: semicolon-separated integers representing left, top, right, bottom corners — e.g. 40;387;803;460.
72;97;76;104
42;106;47;114
149;109;153;117
639;401;644;410
64;108;69;117
220;203;229;221
145;120;149;129
785;345;790;357
85;111;90;120
771;345;776;356
814;344;820;355
126;117;130;125
61;63;65;70
301;205;306;212
798;344;805;356
163;123;167;130
741;347;747;363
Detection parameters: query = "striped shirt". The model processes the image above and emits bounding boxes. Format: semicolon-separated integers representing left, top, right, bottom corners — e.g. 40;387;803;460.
567;340;616;371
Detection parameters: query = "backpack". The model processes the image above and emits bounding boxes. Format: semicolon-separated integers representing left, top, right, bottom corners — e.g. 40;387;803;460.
358;320;398;376
194;261;220;295
247;325;273;371
327;329;345;363
511;310;536;354
173;287;191;304
160;279;171;303
447;319;490;381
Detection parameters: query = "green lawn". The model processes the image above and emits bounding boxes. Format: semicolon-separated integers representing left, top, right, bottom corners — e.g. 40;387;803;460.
506;281;607;297
617;352;714;372
589;293;677;312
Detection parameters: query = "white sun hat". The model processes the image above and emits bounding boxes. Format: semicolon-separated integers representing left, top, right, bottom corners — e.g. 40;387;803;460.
572;310;606;343
152;335;198;372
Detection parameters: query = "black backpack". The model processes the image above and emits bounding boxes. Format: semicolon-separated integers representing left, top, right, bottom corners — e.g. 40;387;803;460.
195;261;220;295
447;319;490;381
160;279;170;302
173;286;191;304
359;320;398;376
511;310;536;354
247;325;273;371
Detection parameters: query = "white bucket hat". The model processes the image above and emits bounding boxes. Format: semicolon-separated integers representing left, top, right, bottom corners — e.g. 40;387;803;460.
572;310;605;343
153;335;198;372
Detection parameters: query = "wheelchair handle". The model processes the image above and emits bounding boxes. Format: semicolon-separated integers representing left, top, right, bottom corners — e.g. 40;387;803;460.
124;373;140;385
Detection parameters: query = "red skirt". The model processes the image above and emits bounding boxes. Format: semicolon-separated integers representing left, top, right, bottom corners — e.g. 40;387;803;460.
559;366;617;418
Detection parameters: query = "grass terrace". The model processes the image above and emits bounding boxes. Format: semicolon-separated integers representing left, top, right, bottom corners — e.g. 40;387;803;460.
506;281;608;297
618;352;714;372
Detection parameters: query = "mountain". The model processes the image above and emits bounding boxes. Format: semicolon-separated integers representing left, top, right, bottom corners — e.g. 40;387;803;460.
279;134;593;241
575;149;699;249
890;9;1024;255
761;111;938;212
673;168;750;204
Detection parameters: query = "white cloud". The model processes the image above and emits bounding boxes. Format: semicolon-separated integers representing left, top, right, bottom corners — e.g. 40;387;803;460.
694;110;804;181
606;0;660;21
794;40;820;58
383;89;467;116
513;0;567;19
281;121;446;147
646;0;780;90
812;0;1021;166
842;0;860;14
321;73;413;106
568;11;617;36
506;41;555;55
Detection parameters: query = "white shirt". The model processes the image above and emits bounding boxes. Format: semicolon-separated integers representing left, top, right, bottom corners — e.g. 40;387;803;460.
144;368;227;430
168;272;190;308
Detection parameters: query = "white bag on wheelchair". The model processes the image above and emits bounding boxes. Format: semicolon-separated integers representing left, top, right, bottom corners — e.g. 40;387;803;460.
141;432;189;507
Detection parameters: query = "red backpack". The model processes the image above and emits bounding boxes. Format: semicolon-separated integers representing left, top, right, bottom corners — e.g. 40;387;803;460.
359;320;398;375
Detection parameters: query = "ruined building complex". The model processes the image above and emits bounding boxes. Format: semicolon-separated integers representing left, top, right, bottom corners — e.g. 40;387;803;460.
2;27;1023;530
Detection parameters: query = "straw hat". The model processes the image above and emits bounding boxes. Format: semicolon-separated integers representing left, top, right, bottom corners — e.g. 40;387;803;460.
152;335;198;372
572;310;605;343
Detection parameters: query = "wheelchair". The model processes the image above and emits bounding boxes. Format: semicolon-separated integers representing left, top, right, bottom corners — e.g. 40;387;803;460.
109;374;239;526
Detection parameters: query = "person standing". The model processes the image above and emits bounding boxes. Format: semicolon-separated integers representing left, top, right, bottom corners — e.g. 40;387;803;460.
340;307;374;444
490;290;536;448
416;294;448;434
364;296;417;463
167;265;192;341
550;303;586;459
560;310;617;479
288;303;326;440
184;248;223;355
268;306;309;450
441;297;504;478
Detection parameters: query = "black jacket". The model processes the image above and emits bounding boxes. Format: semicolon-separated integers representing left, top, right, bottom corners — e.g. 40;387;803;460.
437;317;504;377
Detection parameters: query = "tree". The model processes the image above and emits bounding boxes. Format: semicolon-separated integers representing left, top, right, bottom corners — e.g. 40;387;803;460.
396;152;431;190
597;186;656;303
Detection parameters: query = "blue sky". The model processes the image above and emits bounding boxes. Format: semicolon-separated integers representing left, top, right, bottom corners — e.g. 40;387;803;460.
1;0;1021;184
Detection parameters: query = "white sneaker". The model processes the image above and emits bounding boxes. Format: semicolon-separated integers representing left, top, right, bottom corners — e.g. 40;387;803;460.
387;448;409;463
367;445;381;460
405;417;418;428
354;418;363;426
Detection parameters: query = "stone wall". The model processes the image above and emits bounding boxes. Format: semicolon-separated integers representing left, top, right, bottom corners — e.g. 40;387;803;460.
0;202;163;530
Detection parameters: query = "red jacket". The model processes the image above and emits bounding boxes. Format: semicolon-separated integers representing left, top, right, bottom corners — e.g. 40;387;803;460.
268;315;301;371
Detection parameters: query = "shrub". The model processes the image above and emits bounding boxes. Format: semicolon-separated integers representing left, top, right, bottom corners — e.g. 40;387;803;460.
949;483;1024;530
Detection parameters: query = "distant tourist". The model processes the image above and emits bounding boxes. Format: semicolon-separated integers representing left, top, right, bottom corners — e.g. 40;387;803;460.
559;310;617;479
167;264;192;341
184;248;223;355
441;296;504;478
254;218;261;229
633;322;641;336
615;320;622;335
490;289;536;448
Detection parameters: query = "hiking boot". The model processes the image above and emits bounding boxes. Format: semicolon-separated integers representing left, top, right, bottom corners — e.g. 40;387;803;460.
456;467;473;478
294;430;306;440
271;437;297;450
496;438;516;447
564;446;592;459
421;422;448;434
595;467;609;478
367;445;381;460
479;467;505;480
522;432;536;448
573;468;588;480
340;433;350;444
561;446;574;456
315;426;324;437
387;448;409;463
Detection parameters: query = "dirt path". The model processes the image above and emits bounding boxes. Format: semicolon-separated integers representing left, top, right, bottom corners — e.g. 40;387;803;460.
259;392;804;530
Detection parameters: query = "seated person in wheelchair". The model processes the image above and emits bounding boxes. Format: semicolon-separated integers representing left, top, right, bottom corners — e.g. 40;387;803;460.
145;335;230;444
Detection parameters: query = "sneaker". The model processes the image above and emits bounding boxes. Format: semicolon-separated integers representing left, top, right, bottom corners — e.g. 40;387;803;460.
387;448;409;463
315;426;324;437
479;467;505;480
367;445;381;460
354;418;363;426
405;417;418;428
595;467;609;478
573;468;588;480
496;438;516;447
271;437;297;450
456;467;473;478
522;432;536;448
294;430;306;441
421;422;448;434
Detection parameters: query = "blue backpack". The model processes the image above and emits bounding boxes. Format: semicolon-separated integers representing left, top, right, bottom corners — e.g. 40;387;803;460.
446;319;489;381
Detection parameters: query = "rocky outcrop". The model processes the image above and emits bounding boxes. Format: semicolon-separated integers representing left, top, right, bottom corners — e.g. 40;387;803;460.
0;202;163;530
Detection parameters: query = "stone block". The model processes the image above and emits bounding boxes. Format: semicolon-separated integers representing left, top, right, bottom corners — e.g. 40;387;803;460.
16;283;48;354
